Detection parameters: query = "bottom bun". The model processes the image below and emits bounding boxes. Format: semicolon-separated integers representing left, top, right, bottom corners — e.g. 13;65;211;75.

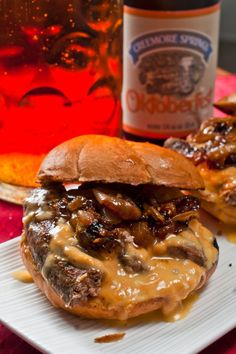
21;239;164;320
20;227;217;321
200;199;236;226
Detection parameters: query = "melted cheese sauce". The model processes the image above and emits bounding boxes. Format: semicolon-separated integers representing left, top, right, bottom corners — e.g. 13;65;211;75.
198;166;236;225
218;224;236;244
102;292;199;325
98;255;202;312
12;269;33;283
42;217;217;320
94;332;125;343
200;166;236;196
163;292;199;322
200;166;236;202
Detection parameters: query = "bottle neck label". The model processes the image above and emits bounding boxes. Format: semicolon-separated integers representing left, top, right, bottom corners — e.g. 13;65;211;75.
122;4;220;139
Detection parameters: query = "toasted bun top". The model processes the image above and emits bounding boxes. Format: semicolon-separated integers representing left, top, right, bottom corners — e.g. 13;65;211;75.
38;135;203;189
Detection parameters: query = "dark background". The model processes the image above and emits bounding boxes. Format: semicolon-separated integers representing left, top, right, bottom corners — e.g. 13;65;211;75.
219;0;236;72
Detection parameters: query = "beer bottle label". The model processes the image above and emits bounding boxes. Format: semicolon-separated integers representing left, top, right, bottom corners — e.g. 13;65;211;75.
122;4;220;139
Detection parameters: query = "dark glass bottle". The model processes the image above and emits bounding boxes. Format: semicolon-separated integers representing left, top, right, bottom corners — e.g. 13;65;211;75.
124;0;219;11
122;0;221;145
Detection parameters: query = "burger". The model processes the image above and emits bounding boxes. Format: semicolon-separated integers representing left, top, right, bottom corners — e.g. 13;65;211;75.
21;135;218;320
165;116;236;225
214;92;236;116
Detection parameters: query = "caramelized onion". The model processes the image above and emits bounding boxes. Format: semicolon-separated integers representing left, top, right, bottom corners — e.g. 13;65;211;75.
100;206;122;225
172;211;199;222
220;189;236;206
130;221;154;247
93;188;141;220
155;222;176;239
77;210;97;226
143;204;165;223
165;117;236;169
68;196;87;211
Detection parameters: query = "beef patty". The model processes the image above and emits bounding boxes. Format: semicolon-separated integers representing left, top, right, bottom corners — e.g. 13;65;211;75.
23;182;217;306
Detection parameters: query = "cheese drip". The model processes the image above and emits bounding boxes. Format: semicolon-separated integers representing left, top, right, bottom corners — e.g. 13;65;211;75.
41;217;217;320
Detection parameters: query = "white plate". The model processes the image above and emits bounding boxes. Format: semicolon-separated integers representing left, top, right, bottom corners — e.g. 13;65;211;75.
0;216;236;354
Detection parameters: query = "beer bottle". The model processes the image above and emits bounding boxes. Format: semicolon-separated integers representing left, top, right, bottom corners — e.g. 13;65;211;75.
122;0;221;144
